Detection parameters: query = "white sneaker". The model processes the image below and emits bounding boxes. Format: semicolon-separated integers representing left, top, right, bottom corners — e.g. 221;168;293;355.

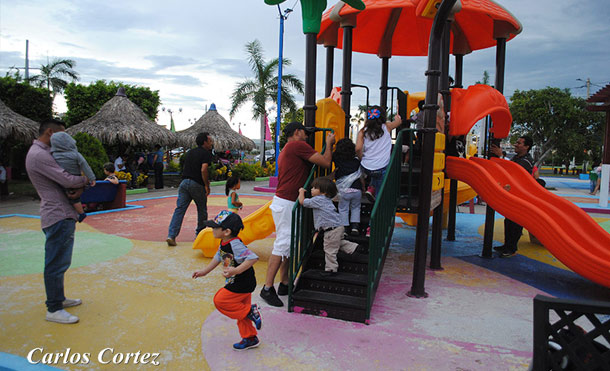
63;298;82;308
46;309;79;324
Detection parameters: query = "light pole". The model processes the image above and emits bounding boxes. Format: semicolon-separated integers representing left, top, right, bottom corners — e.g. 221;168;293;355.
161;107;182;132
274;5;293;176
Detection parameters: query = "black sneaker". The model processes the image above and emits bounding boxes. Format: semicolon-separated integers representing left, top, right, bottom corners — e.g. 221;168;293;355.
277;282;288;296
260;286;283;307
356;244;369;254
350;223;360;235
233;336;260;351
499;250;517;258
246;304;262;330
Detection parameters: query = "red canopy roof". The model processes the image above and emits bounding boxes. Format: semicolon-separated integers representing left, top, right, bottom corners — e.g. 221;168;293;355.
318;0;522;57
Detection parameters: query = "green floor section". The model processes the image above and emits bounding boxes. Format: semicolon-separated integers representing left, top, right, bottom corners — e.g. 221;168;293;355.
0;230;132;276
600;219;610;233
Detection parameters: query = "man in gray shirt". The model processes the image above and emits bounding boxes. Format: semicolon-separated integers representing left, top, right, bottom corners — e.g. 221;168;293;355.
26;119;88;324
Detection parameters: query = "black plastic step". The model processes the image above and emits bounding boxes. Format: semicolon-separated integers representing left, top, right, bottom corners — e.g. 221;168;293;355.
296;269;367;298
292;289;366;310
300;269;368;286
310;249;369;265
305;255;368;275
345;235;369;250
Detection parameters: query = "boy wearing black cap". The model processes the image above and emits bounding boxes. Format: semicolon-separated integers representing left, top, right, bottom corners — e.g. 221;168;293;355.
192;210;262;351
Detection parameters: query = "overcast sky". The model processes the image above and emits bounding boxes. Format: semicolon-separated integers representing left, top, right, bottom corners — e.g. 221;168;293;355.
1;0;609;140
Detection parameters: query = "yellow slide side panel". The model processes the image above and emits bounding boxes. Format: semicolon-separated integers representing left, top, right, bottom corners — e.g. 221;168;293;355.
404;91;426;117
193;201;275;257
432;172;444;191
433;153;445;172
398;180;477;226
314;98;345;153
435;133;445;152
419;0;442;18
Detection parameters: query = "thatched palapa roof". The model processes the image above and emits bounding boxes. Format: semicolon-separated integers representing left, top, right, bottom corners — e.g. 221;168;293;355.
67;88;177;148
0;99;39;144
177;104;255;151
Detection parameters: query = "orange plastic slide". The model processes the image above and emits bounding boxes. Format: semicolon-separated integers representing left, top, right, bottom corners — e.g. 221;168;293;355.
446;156;610;288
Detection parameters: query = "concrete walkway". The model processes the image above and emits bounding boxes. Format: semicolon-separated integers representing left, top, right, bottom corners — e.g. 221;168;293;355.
1;177;609;370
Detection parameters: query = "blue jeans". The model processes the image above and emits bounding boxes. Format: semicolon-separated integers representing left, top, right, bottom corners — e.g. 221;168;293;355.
167;179;208;239
42;219;76;312
362;166;387;194
338;191;361;226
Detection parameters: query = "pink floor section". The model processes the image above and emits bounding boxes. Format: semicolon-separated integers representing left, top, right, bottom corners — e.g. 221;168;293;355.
201;253;540;370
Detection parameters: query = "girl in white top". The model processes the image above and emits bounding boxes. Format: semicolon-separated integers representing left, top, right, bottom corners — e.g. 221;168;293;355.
355;105;402;200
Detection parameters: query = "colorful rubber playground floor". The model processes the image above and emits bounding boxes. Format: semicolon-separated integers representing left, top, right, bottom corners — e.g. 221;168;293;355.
1;190;609;370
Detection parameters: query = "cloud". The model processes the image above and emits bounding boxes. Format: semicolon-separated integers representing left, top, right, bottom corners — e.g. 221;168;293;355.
144;55;199;70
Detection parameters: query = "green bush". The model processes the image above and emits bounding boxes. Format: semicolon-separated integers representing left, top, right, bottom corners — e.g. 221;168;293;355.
165;161;180;173
73;132;108;179
232;162;257;181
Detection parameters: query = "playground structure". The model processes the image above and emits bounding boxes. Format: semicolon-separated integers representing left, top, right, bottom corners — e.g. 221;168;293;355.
192;0;610;324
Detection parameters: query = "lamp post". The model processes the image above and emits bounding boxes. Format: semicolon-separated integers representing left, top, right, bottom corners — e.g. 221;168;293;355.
161;107;182;132
274;5;293;176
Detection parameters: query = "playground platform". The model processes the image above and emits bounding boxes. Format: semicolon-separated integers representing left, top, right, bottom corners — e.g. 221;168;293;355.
1;177;609;370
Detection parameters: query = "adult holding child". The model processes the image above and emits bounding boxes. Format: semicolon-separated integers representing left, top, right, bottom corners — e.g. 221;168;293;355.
355;105;402;201
166;132;214;246
25;119;89;324
260;122;335;307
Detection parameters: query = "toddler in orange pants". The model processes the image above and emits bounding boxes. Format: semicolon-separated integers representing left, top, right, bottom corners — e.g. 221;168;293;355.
193;210;262;350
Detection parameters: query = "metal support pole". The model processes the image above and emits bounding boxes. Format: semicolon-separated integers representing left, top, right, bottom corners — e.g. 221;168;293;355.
482;37;506;257
304;33;317;147
446;54;463;241
430;19;452;270
325;46;335;98
25;40;30;82
341;26;354;136
274;6;286;175
380;57;389;110
408;0;458;298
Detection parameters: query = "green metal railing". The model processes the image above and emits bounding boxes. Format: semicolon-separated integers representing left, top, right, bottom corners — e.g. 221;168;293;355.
288;130;333;311
365;129;406;320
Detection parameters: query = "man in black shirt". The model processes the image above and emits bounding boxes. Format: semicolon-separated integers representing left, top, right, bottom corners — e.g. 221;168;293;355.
490;135;535;257
166;132;214;246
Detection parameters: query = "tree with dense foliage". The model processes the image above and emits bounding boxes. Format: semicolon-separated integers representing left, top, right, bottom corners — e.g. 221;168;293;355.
0;76;53;122
28;58;79;99
475;70;491;85
73;132;108;179
229;39;304;165
64;80;160;127
509;87;604;169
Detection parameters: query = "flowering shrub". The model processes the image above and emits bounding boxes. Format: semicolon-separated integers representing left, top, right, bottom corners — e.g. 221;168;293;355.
136;173;148;187
209;164;229;181
116;171;132;183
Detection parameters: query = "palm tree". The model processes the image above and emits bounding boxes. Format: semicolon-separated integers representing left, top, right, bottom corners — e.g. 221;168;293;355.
230;40;304;165
29;58;79;99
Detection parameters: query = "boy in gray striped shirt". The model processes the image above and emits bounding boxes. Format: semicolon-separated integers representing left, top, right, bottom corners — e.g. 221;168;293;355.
298;177;358;276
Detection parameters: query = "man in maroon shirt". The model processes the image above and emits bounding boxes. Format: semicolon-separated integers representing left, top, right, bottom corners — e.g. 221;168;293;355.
260;122;335;307
26;119;88;324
